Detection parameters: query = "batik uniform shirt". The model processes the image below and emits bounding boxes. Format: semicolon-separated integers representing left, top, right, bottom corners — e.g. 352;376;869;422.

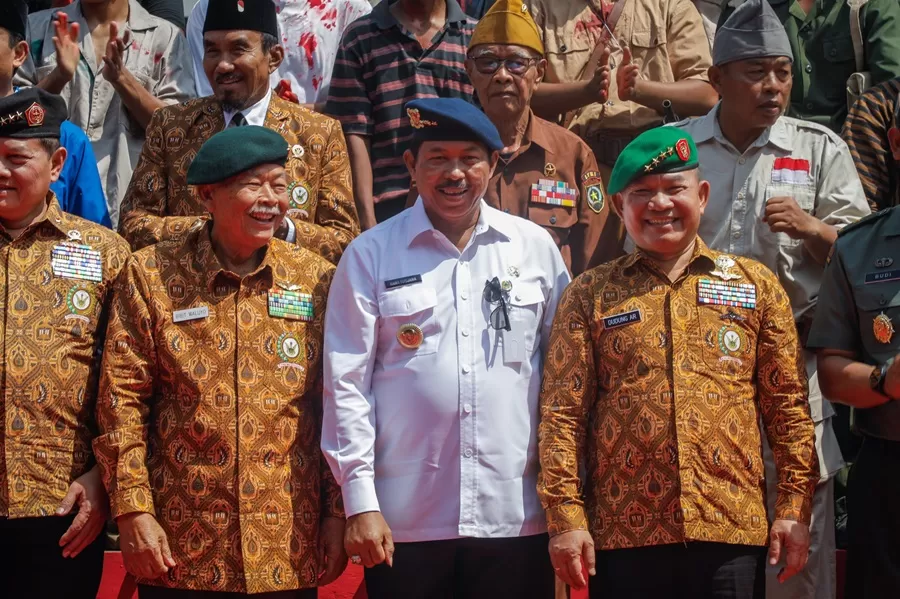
118;93;359;262
94;224;342;593
0;195;130;518
537;239;818;549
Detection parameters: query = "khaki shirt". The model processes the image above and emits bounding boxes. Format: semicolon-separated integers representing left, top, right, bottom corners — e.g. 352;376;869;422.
94;223;342;593
525;0;712;136
19;0;196;226
538;239;818;549
676;107;867;477
0;196;130;518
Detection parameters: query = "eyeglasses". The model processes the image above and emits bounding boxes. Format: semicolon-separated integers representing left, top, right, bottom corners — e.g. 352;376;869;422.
483;277;511;331
471;56;538;76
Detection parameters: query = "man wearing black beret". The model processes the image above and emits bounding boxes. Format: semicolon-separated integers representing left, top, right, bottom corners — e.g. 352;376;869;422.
118;0;359;265
0;87;131;598
95;125;347;597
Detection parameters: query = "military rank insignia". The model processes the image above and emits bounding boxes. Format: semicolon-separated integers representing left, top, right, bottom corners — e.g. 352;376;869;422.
65;285;94;321
530;179;576;207
51;232;102;283
698;279;757;309
874;312;895;344
268;287;314;321
582;171;604;214
288;181;311;209
277;332;304;364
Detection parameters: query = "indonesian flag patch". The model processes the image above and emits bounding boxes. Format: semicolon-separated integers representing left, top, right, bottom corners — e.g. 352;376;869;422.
771;157;810;185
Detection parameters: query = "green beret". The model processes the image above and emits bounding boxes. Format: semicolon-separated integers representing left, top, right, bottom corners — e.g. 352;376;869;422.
187;126;289;185
607;127;699;195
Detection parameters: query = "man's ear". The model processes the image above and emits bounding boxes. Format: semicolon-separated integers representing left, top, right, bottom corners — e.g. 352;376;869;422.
197;185;215;214
268;44;285;74
13;39;28;71
611;191;624;218
403;149;417;179
889;127;900;162
708;65;724;97
49;146;68;183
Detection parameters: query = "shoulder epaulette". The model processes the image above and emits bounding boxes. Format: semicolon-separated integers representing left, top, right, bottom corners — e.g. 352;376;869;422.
837;208;891;237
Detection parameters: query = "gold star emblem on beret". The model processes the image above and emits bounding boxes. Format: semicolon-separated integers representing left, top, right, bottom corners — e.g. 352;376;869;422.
644;146;676;172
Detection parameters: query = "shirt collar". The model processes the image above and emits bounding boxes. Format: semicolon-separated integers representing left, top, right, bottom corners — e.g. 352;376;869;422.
0;192;71;240
373;0;467;31
223;92;272;128
697;103;793;153
406;197;514;248
126;0;159;31
621;236;717;272
523;111;555;156
194;222;275;291
883;207;900;237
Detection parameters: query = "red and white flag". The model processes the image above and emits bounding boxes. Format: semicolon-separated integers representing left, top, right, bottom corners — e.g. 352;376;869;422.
771;157;810;185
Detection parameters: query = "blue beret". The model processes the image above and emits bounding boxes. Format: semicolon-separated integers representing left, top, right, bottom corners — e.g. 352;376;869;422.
406;98;503;154
187;126;289;185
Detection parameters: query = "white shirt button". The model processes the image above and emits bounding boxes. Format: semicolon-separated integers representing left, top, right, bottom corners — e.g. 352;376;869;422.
462;365;471;374
461;292;469;300
464;448;474;458
738;158;746;165
461;329;470;337
463;403;472;413
733;231;742;239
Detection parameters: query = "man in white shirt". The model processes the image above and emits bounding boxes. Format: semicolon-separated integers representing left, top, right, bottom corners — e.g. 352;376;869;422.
674;1;870;597
322;97;571;599
186;0;371;111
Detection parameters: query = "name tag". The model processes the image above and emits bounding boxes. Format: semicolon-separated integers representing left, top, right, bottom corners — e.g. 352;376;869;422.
602;309;642;329
173;306;209;323
865;270;900;284
385;275;423;290
502;328;527;365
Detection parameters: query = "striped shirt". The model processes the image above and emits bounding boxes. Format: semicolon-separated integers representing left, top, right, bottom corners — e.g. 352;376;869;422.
326;0;477;205
842;77;900;212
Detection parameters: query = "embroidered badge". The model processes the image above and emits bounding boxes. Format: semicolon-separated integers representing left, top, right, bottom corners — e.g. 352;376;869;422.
25;102;45;127
384;275;423;290
771;157;811;185
586;185;604;214
268;289;314;321
65;285;93;321
397;323;424;349
277;333;303;363
530;179;576;207
874;312;895;344
698;279;758;309
408;108;436;129
291;144;305;159
602;309;642;330
710;255;742;281
51;241;102;283
288;182;310;209
675;139;691;161
865;270;900;284
718;326;745;355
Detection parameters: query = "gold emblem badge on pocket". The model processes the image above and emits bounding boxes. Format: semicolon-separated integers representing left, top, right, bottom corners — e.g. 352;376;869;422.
874;312;895;344
397;323;424;349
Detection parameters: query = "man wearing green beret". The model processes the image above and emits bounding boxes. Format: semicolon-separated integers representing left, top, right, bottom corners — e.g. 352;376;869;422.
537;127;818;597
94;125;347;597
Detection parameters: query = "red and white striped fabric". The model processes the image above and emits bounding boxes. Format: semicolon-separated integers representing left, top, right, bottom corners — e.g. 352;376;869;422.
771;157;811;185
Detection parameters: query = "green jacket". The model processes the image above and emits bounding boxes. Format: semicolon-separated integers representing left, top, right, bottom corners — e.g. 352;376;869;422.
718;0;900;132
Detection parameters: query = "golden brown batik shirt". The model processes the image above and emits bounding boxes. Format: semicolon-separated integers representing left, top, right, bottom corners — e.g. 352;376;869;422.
94;223;342;593
0;195;130;518
118;93;359;262
537;239;818;549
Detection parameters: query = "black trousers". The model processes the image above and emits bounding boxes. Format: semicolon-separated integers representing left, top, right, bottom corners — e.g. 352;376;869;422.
0;514;105;598
845;436;900;597
139;585;317;598
364;534;555;599
590;542;765;599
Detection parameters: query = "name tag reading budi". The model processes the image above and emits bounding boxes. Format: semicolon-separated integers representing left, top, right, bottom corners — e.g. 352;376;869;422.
602;309;642;330
173;306;209;323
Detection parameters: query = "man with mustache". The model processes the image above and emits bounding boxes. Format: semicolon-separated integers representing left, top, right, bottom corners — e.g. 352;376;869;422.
118;0;359;263
538;127;818;598
674;2;869;596
94;125;347;597
322;97;571;598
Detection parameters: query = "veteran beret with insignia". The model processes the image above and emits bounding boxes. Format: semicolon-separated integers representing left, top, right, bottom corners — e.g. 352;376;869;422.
0;87;66;140
469;0;544;56
607;127;699;195
187;126;289;185
204;0;278;37
0;0;27;40
406;98;503;154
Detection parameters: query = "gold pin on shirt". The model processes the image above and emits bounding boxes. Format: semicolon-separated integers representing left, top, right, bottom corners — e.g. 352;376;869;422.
874;312;895;344
397;323;424;349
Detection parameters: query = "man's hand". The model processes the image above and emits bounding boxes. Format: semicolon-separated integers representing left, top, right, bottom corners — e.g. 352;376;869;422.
768;519;810;583
118;512;177;579
616;46;640;103
344;511;394;568
763;197;819;240
57;466;109;558
583;47;611;105
52;12;81;83
548;530;596;590
101;22;130;84
318;517;348;586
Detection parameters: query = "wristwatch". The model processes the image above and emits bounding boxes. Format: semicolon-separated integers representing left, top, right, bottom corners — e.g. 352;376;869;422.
870;357;896;398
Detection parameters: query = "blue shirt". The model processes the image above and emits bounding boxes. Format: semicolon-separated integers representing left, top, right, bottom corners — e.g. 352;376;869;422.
53;121;111;228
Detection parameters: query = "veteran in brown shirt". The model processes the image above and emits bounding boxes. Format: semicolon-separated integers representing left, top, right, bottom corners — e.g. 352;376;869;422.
0;89;131;599
94;126;346;597
537;128;817;598
118;0;358;262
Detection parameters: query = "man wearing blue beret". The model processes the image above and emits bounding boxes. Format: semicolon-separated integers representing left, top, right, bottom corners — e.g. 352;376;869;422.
322;97;571;598
94;126;347;597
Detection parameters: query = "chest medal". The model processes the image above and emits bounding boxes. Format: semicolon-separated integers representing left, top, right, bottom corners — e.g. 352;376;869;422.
874;312;895;344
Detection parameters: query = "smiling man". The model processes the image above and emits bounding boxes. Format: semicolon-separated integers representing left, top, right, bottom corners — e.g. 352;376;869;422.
95;125;346;598
118;0;358;262
322;97;570;598
538;127;818;599
673;2;870;596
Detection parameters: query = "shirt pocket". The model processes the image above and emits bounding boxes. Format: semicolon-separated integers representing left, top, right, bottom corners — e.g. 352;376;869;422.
630;29;671;84
528;201;577;238
378;286;441;361
764;183;816;248
854;283;900;362
822;36;855;98
695;304;757;382
506;281;546;353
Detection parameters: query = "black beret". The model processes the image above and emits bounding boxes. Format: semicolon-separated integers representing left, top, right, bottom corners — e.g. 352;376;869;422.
0;88;66;139
0;0;28;40
406;98;503;154
187;126;289;185
204;0;279;38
